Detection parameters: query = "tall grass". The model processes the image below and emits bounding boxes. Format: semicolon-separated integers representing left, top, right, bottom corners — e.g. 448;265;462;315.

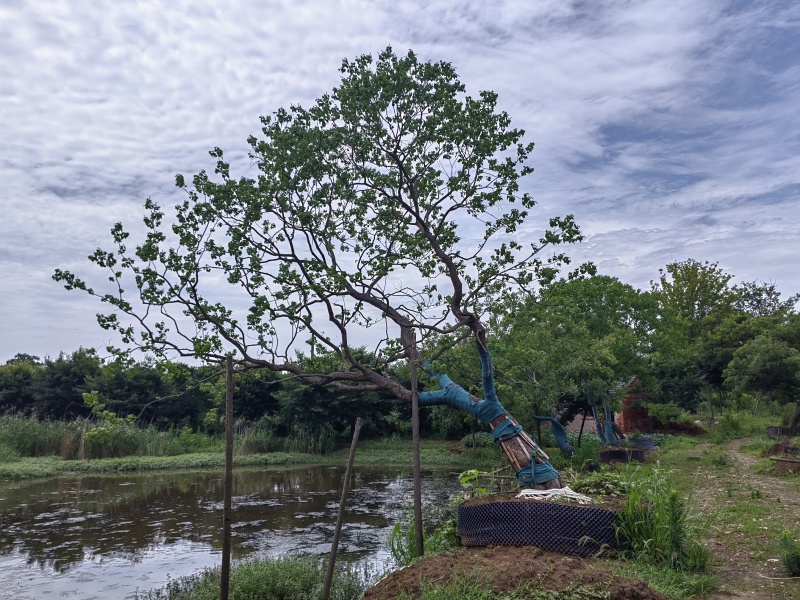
779;530;800;576
0;415;343;462
615;468;713;573
0;415;223;460
135;554;371;600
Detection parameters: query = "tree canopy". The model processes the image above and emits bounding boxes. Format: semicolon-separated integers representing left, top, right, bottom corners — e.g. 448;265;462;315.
53;47;586;399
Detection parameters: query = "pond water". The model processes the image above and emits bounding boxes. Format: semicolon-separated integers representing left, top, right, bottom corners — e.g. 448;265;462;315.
0;466;462;599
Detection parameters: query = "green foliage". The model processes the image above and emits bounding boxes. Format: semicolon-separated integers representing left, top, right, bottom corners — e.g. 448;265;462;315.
613;561;717;599
135;554;370;600
725;335;800;404
549;432;602;471
615;469;712;573
458;469;492;499
389;518;422;567
0;441;19;463
571;468;628;496
779;530;800;576
710;412;746;444
644;402;693;426
425;517;461;555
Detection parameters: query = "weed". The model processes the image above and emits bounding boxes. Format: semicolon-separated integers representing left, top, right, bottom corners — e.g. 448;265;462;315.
615;468;713;573
388;517;421;567
779;530;800;576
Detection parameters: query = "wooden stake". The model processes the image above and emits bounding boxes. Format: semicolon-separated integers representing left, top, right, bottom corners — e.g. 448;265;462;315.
220;356;234;600
322;417;362;600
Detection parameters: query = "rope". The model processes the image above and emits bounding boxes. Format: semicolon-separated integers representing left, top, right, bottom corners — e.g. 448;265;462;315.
515;486;596;505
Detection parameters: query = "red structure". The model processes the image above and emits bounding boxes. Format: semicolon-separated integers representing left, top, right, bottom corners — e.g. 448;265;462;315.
619;378;654;433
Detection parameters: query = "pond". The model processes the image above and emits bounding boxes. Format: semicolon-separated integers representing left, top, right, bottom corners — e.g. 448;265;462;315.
0;466;462;599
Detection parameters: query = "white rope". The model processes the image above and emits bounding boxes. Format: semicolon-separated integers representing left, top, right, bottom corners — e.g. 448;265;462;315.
515;486;595;504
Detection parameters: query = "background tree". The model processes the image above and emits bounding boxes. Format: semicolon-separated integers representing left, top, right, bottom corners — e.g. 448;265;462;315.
724;335;800;423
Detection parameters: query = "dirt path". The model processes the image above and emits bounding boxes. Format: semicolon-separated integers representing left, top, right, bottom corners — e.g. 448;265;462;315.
694;438;800;599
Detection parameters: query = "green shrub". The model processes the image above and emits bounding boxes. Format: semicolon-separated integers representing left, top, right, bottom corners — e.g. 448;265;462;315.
779;530;800;576
711;412;745;444
460;431;494;448
571;468;628;496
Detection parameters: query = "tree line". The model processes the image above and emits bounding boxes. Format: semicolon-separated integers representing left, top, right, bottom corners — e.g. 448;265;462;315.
6;259;799;439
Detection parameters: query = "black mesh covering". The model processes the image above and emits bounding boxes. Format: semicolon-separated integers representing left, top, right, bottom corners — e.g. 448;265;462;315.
457;500;620;557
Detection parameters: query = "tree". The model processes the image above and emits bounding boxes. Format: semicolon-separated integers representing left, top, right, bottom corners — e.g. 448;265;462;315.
724;335;800;424
650;260;737;416
54;48;587;548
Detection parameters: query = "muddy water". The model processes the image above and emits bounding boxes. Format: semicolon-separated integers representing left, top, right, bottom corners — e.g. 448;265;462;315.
0;466;461;599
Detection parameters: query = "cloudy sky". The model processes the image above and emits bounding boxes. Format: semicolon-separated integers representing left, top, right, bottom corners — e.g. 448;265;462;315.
1;0;799;363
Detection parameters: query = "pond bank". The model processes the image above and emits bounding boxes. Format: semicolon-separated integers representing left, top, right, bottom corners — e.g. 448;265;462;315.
0;440;500;481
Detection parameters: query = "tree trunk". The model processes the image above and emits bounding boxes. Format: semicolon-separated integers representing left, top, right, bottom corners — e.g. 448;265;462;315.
752;391;763;415
788;402;800;435
420;346;563;490
401;326;424;558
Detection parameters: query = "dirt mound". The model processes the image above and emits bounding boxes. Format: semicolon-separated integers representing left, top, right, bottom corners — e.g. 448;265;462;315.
362;546;666;600
763;442;799;457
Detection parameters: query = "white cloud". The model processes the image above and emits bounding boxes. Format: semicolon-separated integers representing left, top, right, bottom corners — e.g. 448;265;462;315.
1;0;799;361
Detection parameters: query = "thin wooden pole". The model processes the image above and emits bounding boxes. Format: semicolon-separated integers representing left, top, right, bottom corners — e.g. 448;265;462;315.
322;417;362;600
220;356;234;600
410;356;424;557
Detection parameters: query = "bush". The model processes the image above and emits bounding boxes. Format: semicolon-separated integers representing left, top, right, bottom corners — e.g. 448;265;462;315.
711;412;745;444
460;431;494;448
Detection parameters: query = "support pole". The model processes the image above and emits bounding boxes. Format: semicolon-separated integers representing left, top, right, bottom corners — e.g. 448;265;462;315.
410;357;424;557
220;356;234;600
322;417;362;600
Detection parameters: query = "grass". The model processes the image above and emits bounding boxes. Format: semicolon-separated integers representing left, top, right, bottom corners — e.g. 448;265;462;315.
0;437;501;481
611;561;717;599
134;554;372;600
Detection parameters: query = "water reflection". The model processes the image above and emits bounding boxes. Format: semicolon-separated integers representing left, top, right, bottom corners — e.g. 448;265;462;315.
0;466;459;599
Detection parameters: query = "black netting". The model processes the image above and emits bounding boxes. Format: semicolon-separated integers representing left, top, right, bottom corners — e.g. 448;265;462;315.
457;501;619;557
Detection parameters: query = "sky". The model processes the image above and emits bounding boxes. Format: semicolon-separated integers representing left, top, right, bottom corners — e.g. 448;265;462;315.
1;0;799;363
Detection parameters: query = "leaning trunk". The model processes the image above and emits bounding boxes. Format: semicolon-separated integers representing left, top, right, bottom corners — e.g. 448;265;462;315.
420;346;563;490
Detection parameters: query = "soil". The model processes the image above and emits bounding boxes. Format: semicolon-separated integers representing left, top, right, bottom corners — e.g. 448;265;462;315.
362;546;666;600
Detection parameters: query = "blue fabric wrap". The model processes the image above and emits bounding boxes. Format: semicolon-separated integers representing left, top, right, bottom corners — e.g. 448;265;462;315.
603;403;615;445
515;454;562;486
533;415;574;457
586;392;610;446
491;417;523;445
420;353;560;485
